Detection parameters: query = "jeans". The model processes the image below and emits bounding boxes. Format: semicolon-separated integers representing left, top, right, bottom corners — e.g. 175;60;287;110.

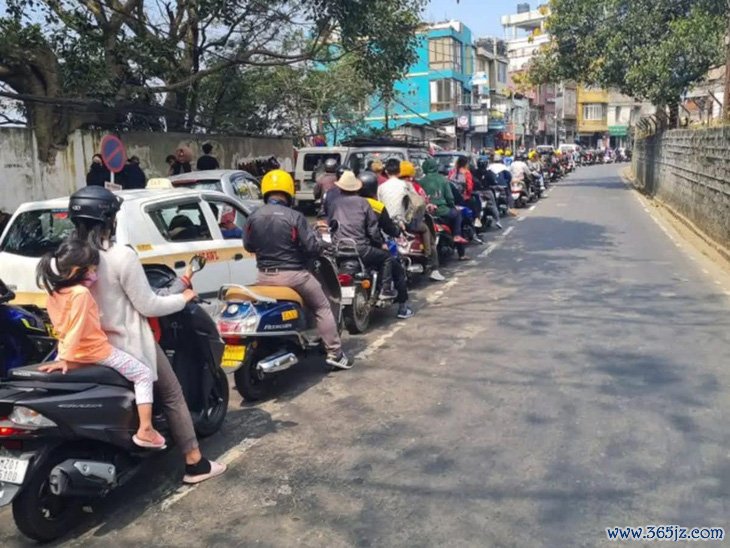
155;345;198;454
257;270;342;354
438;208;463;238
358;245;394;291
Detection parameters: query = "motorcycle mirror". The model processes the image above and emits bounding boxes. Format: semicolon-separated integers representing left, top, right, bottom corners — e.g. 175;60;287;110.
328;219;339;234
190;255;207;273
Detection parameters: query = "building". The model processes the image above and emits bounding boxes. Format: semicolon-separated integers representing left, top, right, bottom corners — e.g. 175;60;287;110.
501;4;551;72
472;37;511;149
555;83;578;144
682;66;725;126
361;20;475;149
576;86;609;148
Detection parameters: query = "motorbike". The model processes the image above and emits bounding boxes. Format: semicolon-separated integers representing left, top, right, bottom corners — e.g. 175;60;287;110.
511;178;532;208
0;257;229;542
0;279;57;377
216;252;343;400
332;233;397;334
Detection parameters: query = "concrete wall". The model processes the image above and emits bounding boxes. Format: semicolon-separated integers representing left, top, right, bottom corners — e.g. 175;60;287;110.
0;128;294;212
632;127;730;249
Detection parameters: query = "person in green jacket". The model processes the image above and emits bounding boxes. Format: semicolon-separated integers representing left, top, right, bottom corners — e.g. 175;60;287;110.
419;158;465;244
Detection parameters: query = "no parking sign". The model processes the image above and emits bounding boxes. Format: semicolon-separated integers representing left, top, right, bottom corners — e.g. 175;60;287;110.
100;135;127;189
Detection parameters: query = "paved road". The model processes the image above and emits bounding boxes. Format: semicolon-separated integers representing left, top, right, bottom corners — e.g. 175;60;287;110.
3;165;730;546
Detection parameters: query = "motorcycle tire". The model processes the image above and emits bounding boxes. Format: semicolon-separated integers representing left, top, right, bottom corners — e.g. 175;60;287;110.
344;287;371;334
13;451;85;542
234;345;270;401
194;366;230;438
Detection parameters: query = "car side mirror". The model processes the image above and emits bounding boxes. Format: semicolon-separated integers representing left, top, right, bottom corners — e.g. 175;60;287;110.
190;255;207;273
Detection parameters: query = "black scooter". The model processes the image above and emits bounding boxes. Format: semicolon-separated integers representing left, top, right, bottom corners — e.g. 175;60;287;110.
0;257;228;542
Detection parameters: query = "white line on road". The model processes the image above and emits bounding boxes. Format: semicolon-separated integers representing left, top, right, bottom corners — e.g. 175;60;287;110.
356;324;406;360
479;243;498;258
518;216;526;222
160;438;260;511
502;226;514;237
529;205;537;211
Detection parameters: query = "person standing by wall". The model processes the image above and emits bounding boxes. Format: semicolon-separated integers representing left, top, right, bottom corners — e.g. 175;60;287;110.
196;143;220;170
120;156;147;190
86;154;110;187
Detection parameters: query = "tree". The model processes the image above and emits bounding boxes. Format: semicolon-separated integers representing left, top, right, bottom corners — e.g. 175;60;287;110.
0;0;425;161
528;0;727;114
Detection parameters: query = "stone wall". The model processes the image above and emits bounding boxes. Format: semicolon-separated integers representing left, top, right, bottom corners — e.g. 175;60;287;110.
0;128;294;212
632;127;730;249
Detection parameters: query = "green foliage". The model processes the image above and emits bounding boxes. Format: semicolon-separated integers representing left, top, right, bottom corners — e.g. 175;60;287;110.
529;0;727;106
0;0;425;158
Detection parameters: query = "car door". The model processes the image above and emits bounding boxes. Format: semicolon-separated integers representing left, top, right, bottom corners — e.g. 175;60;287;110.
139;197;231;299
202;196;257;288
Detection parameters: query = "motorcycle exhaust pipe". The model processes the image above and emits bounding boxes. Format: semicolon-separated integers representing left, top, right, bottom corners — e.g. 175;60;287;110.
49;460;117;497
257;351;299;374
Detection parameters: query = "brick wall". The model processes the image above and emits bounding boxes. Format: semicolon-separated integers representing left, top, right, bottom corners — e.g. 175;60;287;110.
632;127;730;249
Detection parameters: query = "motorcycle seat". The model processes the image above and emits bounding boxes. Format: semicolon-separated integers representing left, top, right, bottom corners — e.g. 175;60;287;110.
9;363;133;389
224;286;304;306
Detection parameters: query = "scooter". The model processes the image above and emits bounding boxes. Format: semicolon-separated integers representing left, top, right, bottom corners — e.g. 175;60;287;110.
0;257;228;542
398;215;437;283
0;279;57;377
333;236;396;334
511;179;532;208
216;253;342;400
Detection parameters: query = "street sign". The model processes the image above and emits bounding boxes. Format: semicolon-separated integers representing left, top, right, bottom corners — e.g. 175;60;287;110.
100;135;127;174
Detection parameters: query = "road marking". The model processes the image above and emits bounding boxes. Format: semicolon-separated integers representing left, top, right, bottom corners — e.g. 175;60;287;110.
518;216;526;222
502;226;514;237
479;243;498;258
703;269;710;274
529;205;537;211
356;324;405;359
160;437;260;511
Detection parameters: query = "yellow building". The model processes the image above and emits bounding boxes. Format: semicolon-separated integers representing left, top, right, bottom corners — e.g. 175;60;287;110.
577;86;609;146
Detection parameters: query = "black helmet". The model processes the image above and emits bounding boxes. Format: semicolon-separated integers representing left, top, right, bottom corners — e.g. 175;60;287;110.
358;171;379;198
336;166;347;180
69;186;122;223
324;158;339;173
477;158;488;170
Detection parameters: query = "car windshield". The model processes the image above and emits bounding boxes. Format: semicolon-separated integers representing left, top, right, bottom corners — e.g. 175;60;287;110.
173;179;223;193
434;155;460;170
0;209;74;257
230;173;261;200
346;151;405;172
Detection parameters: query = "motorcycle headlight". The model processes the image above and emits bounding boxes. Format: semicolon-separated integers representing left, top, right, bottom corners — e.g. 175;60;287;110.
10;406;56;429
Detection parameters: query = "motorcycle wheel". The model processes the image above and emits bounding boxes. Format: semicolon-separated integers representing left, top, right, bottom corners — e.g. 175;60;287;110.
194;366;230;437
344;287;371;334
13;451;84;542
234;345;269;401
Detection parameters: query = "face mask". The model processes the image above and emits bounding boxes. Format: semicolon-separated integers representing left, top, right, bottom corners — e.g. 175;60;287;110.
82;270;98;287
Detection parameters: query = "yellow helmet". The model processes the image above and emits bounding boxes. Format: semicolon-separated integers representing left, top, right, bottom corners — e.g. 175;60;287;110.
505;149;513;157
400;160;415;178
261;169;294;201
495;149;504;156
528;150;538;160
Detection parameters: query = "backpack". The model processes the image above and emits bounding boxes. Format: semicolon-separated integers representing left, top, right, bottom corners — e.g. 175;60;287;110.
403;182;426;226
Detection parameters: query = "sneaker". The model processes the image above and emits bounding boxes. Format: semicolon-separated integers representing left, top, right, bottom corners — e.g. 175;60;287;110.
183;458;227;484
496;222;503;230
379;288;398;300
326;352;354;370
453;236;468;245
397;306;414;319
474;218;483;228
429;270;446;282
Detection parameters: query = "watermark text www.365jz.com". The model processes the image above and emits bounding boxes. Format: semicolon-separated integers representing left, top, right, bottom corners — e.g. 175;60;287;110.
606;525;724;542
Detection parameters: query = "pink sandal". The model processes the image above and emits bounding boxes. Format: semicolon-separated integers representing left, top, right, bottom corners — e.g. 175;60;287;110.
133;433;167;450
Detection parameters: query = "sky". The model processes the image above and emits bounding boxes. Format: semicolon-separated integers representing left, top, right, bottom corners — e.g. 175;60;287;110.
425;0;527;39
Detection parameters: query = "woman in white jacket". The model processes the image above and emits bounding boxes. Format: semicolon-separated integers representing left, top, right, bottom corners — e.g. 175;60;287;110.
67;186;226;484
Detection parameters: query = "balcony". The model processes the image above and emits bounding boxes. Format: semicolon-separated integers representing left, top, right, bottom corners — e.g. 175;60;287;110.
578;119;609;133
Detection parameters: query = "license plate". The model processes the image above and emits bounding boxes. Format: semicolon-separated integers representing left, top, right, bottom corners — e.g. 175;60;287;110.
341;286;355;300
222;345;246;369
0;457;29;485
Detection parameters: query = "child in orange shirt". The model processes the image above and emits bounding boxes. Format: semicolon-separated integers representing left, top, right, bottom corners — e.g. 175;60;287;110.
37;239;166;449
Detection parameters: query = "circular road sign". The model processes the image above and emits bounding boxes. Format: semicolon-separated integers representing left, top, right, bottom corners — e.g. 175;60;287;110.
100;134;127;173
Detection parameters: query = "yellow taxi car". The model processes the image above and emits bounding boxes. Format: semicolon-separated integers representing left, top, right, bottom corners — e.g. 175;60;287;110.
0;188;256;307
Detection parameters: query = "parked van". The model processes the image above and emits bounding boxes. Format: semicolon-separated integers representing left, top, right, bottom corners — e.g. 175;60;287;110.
294;144;429;206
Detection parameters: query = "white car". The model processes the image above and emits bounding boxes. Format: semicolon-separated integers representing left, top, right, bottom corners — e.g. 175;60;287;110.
0;189;256;308
168;170;262;213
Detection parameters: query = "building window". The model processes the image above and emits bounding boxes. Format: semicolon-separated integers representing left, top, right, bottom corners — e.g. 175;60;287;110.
464;46;473;76
430;79;455;112
583;103;605;121
429;37;461;71
614;106;621;122
497;63;507;84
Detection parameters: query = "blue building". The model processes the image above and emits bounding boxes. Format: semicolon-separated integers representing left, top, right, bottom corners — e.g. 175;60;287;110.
362;21;475;150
